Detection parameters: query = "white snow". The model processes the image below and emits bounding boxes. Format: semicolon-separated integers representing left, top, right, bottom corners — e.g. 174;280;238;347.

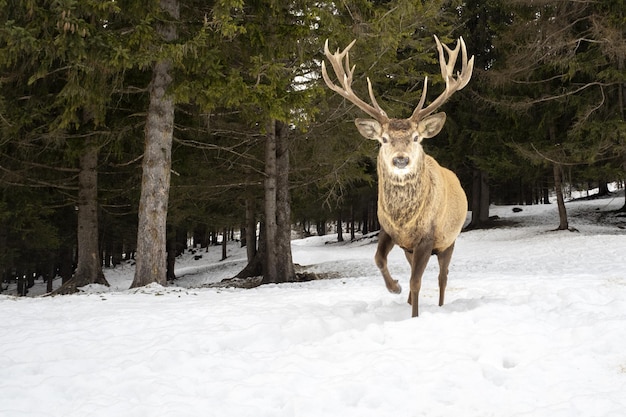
2;195;626;417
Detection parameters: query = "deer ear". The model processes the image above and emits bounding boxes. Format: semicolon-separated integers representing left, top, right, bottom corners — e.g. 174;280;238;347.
355;119;383;141
417;112;446;139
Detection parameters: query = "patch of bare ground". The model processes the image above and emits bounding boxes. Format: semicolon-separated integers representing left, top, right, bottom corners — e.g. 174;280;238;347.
204;265;341;289
463;216;519;231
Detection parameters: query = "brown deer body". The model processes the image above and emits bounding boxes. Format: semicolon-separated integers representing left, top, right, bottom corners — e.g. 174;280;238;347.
323;36;473;317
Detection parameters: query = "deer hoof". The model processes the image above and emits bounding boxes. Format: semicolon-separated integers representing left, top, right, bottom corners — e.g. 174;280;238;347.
389;280;402;294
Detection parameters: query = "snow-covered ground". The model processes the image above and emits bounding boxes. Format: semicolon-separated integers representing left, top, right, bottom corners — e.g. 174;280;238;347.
2;194;626;417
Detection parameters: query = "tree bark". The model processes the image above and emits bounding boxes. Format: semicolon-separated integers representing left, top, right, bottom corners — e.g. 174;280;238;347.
244;196;257;262
0;223;6;294
336;211;343;242
542;185;550;204
235;221;264;279
350;205;355;241
597;180;610;197
275;120;295;281
262;119;295;284
221;227;227;261
614;54;626;210
553;163;569;230
237;120;296;283
263;119;279;282
361;205;369;235
547;121;570;231
317;220;326;236
468;168;490;229
166;226;177;281
53;138;108;294
131;0;178;288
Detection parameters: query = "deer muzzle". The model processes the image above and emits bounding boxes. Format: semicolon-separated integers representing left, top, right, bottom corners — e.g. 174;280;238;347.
392;155;410;169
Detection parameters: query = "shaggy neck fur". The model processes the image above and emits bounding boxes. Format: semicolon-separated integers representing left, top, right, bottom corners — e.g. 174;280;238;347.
377;154;430;229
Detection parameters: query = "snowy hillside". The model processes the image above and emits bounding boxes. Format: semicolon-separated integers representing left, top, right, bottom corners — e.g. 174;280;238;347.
2;195;626;417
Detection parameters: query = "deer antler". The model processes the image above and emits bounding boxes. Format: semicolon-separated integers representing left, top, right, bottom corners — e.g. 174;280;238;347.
321;39;389;123
411;36;474;121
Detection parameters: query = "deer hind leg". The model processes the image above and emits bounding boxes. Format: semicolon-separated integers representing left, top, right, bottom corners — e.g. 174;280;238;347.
374;229;401;294
404;250;414;305
408;239;435;318
436;242;455;307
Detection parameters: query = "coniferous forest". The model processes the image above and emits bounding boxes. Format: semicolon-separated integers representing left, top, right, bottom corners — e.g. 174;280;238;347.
1;0;625;293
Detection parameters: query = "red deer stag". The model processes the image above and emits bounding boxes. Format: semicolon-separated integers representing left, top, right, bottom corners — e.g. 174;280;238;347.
322;36;474;317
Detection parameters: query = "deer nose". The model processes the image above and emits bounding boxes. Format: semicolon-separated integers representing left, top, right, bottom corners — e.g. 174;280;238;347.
392;155;410;169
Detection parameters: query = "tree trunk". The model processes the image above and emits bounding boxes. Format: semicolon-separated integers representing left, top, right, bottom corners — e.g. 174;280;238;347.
236;222;264;278
166;226;177;281
245;196;257;262
263;119;279;282
370;191;380;232
618;51;626;211
361;205;369;235
54;138;108;294
103;237;112;268
46;269;53;293
221;227;227;261
275;121;295;281
17;274;26;296
467;168;490;229
542;185;550;204
0;223;6;294
262;119;295;284
337;211;344;242
548;121;570;231
317;220;326;236
618;0;626;211
621;174;626;212
131;0;178;288
553;163;569;230
240;223;247;248
350;205;355;241
598;180;610;197
74;141;106;289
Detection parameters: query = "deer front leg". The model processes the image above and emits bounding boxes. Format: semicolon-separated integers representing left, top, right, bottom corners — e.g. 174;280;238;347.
374;229;401;294
408;239;434;317
436;242;455;307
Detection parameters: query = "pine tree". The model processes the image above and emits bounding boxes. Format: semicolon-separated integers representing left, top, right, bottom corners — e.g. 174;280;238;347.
130;0;179;288
449;0;513;227
126;0;244;287
0;1;130;292
486;0;626;228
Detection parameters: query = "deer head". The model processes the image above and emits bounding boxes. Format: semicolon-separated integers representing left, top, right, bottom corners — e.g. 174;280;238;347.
322;36;474;177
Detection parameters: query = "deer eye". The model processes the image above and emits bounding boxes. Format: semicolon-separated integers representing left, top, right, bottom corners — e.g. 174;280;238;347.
413;134;420;142
381;135;389;144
